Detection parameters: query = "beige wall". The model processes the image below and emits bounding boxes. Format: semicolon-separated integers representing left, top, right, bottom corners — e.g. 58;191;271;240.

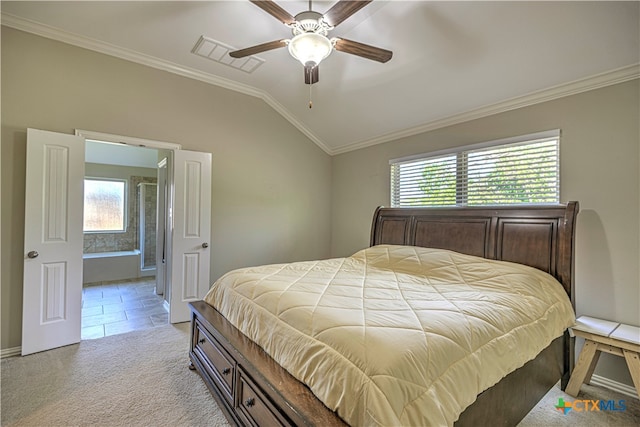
331;79;640;386
1;27;332;350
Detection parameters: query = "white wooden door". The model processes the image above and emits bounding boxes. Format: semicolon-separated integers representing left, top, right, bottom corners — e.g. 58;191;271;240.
169;149;212;323
22;129;85;355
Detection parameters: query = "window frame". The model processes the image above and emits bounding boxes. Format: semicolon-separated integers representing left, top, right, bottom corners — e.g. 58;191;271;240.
390;130;560;207
83;177;128;233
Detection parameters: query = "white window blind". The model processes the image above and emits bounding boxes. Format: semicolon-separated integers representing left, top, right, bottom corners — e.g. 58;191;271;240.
391;131;559;207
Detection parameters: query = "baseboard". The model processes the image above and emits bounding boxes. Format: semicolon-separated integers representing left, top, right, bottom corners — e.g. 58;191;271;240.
590;374;638;398
1;346;21;358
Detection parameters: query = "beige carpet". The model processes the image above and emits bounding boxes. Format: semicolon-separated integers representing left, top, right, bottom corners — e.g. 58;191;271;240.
1;323;230;427
518;380;640;427
2;323;638;426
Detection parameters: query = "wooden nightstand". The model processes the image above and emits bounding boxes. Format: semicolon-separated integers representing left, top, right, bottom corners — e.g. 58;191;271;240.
565;316;640;399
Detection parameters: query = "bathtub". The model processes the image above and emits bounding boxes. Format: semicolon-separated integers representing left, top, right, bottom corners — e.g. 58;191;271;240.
83;250;146;284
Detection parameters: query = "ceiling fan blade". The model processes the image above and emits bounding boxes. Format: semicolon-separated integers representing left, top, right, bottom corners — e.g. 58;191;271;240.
304;64;319;85
323;0;372;27
229;40;287;58
249;0;296;25
333;38;393;63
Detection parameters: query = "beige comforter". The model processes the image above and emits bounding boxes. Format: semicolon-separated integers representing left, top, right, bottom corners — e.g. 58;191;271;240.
204;245;575;426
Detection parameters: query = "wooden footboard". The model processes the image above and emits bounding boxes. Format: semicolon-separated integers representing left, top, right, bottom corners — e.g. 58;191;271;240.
189;300;346;427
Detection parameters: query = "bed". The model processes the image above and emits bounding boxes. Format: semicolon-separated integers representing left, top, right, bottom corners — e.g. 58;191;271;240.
189;202;579;426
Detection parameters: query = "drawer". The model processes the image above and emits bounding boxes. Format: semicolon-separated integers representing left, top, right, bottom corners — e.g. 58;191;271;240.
194;321;235;403
236;367;291;427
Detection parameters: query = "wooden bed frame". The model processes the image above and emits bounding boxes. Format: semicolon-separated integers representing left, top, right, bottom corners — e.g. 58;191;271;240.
189;202;579;426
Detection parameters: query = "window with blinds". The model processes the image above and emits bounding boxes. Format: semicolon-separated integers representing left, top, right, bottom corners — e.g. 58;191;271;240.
390;131;560;207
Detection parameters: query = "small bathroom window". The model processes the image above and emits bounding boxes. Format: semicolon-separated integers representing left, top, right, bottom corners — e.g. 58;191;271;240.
83;178;127;232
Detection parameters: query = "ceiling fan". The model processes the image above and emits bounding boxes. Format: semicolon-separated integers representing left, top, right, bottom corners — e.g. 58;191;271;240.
229;0;393;85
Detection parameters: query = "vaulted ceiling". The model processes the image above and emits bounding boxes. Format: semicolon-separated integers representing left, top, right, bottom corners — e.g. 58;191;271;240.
2;1;638;155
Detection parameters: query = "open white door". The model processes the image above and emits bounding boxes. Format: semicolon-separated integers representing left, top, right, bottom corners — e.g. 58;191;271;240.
22;129;85;355
169;149;212;323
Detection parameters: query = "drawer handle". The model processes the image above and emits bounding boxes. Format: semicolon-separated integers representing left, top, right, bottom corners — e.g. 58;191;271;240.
198;338;206;344
245;397;255;407
222;367;231;375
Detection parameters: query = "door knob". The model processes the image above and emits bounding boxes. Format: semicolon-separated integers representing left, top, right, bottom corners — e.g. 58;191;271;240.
27;251;39;259
201;243;209;248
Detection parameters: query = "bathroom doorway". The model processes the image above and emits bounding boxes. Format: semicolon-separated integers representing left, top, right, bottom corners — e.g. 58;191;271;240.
81;140;170;339
22;128;211;354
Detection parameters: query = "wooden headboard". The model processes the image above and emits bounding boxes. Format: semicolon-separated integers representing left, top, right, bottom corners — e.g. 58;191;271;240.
370;202;579;304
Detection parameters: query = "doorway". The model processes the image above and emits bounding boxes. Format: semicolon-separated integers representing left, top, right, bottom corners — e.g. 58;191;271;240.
81;140;169;339
22;128;212;355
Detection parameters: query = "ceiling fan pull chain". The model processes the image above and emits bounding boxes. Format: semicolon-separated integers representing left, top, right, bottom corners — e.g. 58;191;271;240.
309;83;313;109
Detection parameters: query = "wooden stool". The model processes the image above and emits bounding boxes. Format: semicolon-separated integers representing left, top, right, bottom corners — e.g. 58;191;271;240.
566;316;640;399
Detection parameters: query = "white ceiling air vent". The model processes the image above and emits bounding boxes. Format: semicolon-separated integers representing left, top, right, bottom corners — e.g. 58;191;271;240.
192;36;265;73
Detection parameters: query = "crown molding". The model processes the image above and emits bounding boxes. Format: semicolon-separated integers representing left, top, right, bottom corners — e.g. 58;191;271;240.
0;13;332;155
333;64;640;155
3;13;637;157
1;13;262;97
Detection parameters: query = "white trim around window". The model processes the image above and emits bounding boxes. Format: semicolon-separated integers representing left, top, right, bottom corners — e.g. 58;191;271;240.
390;130;561;207
83;177;128;233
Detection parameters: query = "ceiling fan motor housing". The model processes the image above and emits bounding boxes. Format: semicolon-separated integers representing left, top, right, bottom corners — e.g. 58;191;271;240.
292;11;332;36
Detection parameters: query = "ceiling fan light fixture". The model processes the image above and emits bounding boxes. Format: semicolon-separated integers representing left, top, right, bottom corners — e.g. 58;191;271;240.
288;32;333;67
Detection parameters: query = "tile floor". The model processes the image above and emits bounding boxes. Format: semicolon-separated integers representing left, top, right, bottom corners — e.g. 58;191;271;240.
81;277;168;340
